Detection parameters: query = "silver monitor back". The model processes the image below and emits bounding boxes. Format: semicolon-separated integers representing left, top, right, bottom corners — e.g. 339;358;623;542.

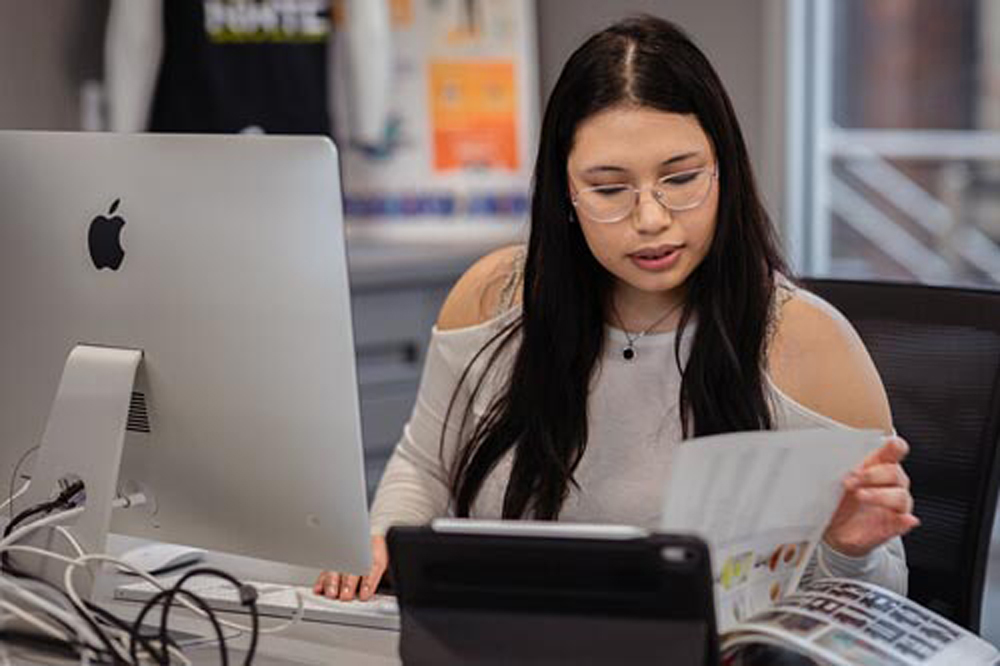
0;131;371;574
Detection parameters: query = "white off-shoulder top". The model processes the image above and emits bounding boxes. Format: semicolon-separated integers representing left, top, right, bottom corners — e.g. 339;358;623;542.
369;295;907;594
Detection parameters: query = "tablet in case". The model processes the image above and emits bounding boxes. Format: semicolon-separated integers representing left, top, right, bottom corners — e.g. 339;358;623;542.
387;520;719;665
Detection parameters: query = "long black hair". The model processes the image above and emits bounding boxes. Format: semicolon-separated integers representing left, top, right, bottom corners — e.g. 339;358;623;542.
444;15;788;520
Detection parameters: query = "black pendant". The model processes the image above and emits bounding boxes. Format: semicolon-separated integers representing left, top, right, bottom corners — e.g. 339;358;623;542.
622;346;636;361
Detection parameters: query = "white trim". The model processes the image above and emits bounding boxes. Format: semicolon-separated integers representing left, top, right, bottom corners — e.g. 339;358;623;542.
782;0;808;272
829;128;1000;160
809;0;834;275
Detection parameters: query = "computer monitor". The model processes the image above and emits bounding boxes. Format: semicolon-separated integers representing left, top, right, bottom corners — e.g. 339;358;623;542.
0;131;371;579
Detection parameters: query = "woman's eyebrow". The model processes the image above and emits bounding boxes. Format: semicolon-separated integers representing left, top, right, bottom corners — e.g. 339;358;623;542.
661;151;703;166
580;151;705;175
582;165;628;175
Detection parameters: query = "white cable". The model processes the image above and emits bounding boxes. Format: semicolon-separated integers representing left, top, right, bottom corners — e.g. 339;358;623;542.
0;599;71;642
0;506;84;551
64;553;306;635
54;526;85;558
0;492;143;552
0;480;30;515
3;505;303;662
0;572;104;649
0;507;160;664
5;541;303;651
0;543;219;663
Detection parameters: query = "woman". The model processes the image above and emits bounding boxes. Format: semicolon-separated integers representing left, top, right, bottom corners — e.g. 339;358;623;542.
316;15;918;601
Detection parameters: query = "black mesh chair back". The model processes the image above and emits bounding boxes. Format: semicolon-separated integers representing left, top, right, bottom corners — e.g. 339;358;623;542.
803;278;1000;631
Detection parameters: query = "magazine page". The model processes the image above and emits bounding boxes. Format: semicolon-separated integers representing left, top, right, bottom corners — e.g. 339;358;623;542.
722;578;999;666
659;427;881;633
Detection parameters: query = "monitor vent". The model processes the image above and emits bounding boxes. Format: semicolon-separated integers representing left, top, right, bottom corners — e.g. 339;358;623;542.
126;391;151;433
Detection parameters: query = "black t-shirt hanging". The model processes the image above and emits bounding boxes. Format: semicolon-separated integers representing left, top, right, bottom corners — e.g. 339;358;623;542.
149;0;331;135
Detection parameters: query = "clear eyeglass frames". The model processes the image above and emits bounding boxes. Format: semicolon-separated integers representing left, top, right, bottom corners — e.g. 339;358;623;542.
570;163;719;224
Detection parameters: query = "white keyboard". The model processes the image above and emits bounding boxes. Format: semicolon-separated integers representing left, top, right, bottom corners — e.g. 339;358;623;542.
114;576;400;631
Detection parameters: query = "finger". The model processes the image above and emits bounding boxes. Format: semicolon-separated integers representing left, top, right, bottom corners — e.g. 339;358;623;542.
313;572;328;594
339;574;361;601
885;512;922;539
359;559;387;601
847;464;910;490
863;436;909;467
323;572;341;598
854;487;914;514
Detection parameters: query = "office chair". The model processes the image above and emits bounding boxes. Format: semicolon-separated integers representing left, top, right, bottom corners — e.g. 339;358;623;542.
802;278;1000;632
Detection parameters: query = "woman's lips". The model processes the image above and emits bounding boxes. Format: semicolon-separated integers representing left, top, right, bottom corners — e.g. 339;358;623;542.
629;245;683;271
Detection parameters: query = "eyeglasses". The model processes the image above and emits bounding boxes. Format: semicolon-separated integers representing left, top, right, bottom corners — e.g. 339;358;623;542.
570;163;718;224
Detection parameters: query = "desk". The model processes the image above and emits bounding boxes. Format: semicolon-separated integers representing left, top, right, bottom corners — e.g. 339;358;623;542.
100;537;403;665
100;598;401;666
0;535;403;665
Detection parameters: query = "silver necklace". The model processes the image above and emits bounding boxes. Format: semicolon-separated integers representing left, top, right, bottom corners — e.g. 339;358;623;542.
611;300;684;361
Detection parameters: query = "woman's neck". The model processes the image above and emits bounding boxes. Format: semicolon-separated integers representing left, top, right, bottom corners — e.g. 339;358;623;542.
608;283;686;333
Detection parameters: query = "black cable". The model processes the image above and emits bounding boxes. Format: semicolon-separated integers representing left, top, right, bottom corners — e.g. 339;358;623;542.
2;479;85;539
0;628;88;661
1;488;260;665
0;571;125;665
86;601;169;665
157;567;260;666
7;444;39;521
0;486;128;663
130;586;226;666
163;568;257;665
2;480;85;578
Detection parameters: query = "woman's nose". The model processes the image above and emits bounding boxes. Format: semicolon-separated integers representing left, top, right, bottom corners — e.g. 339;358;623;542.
632;187;672;233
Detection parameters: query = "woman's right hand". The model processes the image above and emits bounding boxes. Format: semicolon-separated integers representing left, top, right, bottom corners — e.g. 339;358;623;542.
313;535;388;601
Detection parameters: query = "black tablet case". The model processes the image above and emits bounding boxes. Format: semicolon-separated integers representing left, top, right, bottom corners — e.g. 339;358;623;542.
387;526;720;665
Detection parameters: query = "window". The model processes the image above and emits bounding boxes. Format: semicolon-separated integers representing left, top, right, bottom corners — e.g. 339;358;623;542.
787;0;1000;287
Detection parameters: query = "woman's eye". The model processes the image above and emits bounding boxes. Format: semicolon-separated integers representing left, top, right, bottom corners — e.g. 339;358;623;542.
662;173;698;186
593;185;630;197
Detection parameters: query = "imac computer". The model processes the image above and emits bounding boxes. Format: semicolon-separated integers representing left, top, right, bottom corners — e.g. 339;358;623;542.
0;131;372;585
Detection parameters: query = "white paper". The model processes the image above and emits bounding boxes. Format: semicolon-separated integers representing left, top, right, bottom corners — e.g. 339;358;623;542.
659;427;882;632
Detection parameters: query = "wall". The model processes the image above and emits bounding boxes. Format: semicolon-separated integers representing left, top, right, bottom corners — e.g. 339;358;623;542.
534;0;782;221
0;1;109;130
0;1;780;215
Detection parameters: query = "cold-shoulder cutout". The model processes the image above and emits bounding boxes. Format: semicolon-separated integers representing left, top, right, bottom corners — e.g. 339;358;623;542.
767;286;893;433
435;244;525;332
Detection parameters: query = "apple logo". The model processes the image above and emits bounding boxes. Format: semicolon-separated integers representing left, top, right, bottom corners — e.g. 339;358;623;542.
88;198;126;270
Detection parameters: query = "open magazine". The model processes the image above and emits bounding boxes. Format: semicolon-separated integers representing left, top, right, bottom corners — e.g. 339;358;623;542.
722;577;998;665
660;427;1000;665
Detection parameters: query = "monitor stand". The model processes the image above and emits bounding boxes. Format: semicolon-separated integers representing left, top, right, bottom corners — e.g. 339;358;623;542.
10;344;142;599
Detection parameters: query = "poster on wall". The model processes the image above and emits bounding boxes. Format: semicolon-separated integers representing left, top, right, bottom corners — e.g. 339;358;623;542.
331;0;538;226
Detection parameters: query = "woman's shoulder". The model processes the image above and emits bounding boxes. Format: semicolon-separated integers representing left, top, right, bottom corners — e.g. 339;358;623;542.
767;278;892;431
436;244;525;332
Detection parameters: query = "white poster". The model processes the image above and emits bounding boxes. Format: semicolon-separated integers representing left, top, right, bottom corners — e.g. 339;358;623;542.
331;0;538;225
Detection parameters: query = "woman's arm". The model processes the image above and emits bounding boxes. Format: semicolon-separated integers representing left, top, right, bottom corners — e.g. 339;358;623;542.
317;245;524;599
369;244;525;533
769;288;917;594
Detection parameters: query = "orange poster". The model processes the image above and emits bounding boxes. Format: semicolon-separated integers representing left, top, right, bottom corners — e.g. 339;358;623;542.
429;60;518;171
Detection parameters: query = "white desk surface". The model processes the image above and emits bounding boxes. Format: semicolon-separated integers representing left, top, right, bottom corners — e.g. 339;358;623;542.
102;598;401;666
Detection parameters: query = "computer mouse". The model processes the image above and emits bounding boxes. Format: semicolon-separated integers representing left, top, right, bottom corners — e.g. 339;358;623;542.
118;543;206;576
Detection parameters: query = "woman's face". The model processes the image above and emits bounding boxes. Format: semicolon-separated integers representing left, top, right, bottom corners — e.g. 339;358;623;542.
566;105;719;310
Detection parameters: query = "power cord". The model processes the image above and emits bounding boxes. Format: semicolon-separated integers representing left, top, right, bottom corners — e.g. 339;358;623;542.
1;486;274;664
130;568;260;666
6;445;38;521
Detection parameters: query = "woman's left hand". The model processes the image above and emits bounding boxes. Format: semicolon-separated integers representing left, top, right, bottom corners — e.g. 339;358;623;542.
823;435;921;557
